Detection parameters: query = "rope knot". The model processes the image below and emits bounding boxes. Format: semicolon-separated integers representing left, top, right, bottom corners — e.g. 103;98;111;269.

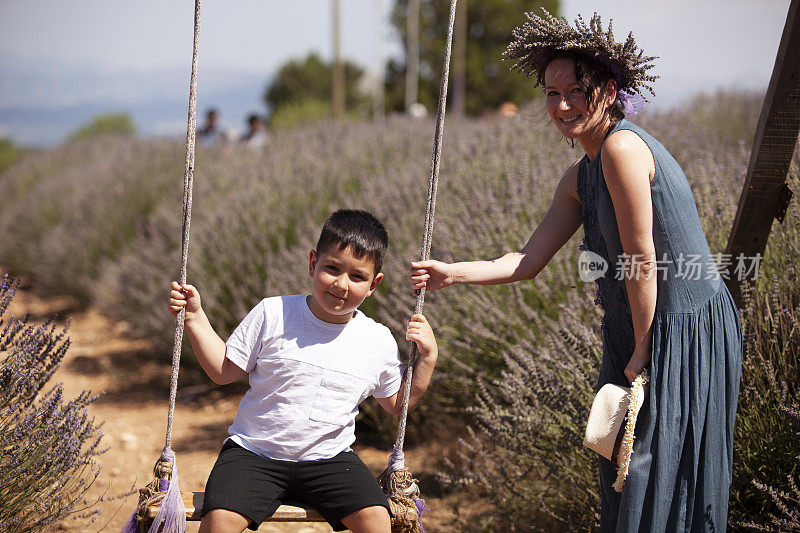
155;447;176;480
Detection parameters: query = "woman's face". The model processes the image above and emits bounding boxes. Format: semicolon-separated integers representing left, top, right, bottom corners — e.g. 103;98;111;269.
544;57;615;140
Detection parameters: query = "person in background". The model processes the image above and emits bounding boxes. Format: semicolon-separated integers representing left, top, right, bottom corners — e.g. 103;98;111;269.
240;114;267;149
198;108;224;146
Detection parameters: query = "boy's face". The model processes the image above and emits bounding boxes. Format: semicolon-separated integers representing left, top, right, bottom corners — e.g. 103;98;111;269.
307;245;383;324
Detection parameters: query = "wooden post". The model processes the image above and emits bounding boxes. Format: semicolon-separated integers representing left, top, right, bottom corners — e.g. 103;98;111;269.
332;0;345;121
373;0;385;120
451;0;467;116
405;0;420;112
725;0;799;306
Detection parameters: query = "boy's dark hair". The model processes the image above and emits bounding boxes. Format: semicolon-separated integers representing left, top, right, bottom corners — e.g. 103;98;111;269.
316;209;389;274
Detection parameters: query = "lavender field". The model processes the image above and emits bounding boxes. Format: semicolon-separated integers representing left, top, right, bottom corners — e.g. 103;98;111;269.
1;92;798;530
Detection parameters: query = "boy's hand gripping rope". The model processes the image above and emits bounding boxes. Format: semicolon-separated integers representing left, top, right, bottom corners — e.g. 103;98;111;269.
378;1;458;531
122;1;201;532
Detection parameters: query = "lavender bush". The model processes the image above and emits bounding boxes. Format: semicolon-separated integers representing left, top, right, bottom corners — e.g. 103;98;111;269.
0;275;104;531
737;390;800;531
729;153;800;528
438;288;602;531
0;136;183;303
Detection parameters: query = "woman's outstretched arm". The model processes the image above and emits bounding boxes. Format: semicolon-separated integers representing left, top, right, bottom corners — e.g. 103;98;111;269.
410;160;583;291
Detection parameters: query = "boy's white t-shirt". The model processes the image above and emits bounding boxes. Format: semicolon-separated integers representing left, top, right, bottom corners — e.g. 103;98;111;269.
225;295;403;461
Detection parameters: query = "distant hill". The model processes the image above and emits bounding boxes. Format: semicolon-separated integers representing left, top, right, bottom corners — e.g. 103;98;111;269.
0;60;274;147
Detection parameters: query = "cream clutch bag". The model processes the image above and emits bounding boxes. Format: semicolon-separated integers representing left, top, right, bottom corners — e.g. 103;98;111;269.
583;371;649;492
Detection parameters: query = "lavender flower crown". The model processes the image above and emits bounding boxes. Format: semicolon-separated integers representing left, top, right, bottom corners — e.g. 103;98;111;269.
504;10;659;113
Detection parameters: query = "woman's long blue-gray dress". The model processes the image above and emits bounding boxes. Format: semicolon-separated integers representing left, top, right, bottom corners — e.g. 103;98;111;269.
576;118;743;532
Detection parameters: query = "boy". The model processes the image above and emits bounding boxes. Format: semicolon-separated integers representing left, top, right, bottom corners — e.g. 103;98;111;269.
168;209;438;533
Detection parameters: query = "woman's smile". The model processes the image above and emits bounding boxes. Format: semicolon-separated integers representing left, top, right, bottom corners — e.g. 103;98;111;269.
559;114;582;123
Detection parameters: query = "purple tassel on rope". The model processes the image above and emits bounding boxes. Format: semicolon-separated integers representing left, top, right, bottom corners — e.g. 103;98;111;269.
120;511;139;533
411;494;430;533
148;446;186;533
122;447;187;533
618;91;646;115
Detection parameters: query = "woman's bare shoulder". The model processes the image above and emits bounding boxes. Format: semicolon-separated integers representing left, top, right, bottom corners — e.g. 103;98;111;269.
604;128;650;155
603;129;655;184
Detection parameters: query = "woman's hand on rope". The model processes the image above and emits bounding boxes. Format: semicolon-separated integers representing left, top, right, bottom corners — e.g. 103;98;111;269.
410;260;455;293
169;281;202;323
405;313;438;358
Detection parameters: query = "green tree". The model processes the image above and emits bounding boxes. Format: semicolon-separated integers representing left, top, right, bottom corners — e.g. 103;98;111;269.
264;53;368;127
0;137;26;175
387;0;559;115
67;112;136;142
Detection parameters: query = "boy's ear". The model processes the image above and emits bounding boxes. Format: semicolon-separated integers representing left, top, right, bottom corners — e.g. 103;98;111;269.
309;250;317;278
367;272;384;296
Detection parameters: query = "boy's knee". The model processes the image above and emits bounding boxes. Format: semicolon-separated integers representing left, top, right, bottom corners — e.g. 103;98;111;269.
199;508;251;533
340;504;391;533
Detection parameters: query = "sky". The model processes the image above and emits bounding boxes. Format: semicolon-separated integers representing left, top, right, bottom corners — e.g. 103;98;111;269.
0;0;792;146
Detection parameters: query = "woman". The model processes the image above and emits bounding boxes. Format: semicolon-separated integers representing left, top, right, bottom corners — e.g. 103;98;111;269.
410;11;742;532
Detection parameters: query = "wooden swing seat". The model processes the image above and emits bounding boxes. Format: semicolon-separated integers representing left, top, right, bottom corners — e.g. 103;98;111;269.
143;490;418;529
145;491;325;522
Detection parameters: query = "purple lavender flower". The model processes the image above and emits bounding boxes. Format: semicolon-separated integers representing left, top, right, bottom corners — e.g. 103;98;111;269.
0;276;104;531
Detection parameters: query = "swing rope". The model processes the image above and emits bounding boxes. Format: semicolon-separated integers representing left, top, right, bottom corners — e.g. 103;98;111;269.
377;1;458;530
395;0;457;454
122;1;201;531
167;0;201;455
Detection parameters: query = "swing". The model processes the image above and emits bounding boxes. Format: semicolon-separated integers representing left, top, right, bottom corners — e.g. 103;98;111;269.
123;0;459;532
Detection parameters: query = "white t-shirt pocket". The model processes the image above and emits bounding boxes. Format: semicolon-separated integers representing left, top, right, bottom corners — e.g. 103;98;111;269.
308;374;367;426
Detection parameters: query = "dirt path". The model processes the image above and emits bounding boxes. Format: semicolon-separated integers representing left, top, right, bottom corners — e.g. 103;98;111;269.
8;287;464;532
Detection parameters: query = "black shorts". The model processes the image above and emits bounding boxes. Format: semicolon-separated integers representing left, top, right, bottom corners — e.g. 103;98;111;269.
202;440;391;531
